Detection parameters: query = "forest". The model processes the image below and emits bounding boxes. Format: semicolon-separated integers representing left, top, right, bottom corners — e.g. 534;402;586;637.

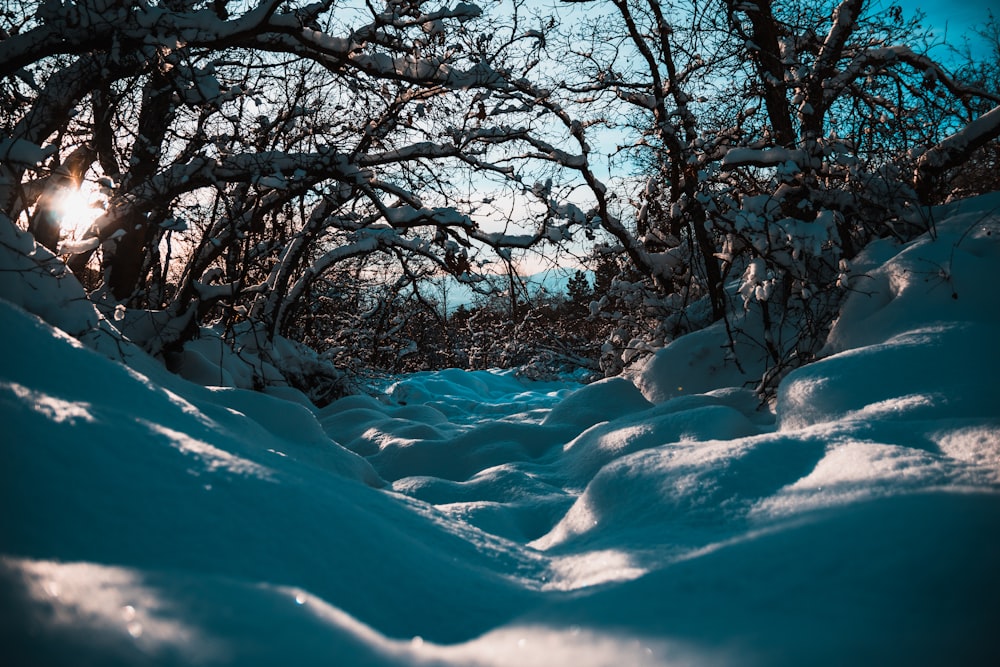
3;0;999;398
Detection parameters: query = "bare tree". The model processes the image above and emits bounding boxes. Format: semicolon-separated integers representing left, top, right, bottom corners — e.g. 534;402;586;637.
5;0;998;396
480;0;1000;391
2;0;583;395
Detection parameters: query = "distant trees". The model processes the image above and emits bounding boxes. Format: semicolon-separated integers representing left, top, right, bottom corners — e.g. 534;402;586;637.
565;270;589;310
292;266;609;380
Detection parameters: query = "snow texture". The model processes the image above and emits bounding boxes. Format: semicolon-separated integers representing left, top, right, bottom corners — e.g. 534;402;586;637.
2;194;1000;665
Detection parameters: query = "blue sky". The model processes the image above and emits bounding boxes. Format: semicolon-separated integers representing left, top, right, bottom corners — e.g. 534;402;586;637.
903;0;996;31
899;0;997;56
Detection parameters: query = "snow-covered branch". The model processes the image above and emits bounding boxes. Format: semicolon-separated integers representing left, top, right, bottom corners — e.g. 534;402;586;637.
915;104;1000;199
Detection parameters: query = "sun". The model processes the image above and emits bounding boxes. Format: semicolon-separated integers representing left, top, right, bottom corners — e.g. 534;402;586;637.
50;183;105;238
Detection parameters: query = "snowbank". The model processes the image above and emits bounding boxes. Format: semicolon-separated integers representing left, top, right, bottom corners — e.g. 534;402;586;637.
3;194;1000;665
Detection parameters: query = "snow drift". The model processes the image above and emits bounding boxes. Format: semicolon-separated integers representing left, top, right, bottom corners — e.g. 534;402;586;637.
2;194;1000;665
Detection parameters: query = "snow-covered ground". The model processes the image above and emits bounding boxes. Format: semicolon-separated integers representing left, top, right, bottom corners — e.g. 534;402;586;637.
3;194;1000;665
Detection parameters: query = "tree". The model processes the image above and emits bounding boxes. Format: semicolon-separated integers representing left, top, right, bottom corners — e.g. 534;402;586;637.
918;11;1000;203
1;0;578;397
486;0;1000;393
6;0;999;398
565;269;592;316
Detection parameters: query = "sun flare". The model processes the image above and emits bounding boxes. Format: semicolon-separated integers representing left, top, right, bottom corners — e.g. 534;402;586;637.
51;184;104;237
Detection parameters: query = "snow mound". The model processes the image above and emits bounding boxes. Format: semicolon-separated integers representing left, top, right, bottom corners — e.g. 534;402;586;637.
559;401;760;486
628;319;759;403
542;376;652;428
3;194;1000;665
779;206;1000;430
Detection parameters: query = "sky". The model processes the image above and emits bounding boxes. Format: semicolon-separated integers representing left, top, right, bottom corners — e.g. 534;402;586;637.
900;0;997;58
904;0;996;33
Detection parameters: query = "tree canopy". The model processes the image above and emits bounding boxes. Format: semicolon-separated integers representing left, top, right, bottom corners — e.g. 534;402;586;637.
3;0;999;400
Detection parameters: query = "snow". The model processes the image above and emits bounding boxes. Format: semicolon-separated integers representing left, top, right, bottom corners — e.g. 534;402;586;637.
722;147;815;170
0;217;101;340
0;138;56;167
915;104;1000;176
3;194;1000;664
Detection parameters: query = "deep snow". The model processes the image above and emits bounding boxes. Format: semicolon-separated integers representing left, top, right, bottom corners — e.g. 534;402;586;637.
2;194;1000;665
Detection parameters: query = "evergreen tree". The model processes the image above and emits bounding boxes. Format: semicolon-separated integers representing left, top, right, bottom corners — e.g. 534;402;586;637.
566;270;593;317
